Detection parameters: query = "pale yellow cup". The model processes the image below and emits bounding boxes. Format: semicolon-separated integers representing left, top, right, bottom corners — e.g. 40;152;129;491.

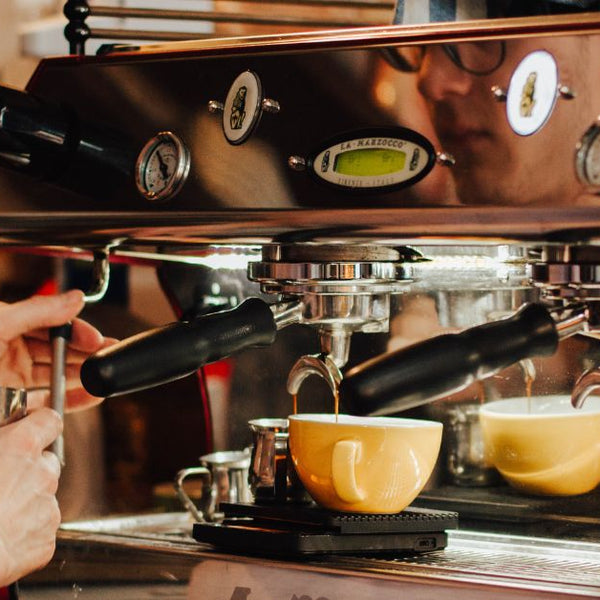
480;395;600;496
288;414;442;513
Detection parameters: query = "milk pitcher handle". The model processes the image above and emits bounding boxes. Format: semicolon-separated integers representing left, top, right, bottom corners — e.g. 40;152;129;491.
174;467;213;523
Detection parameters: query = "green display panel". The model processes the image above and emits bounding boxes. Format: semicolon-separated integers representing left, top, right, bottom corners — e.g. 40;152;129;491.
333;148;406;177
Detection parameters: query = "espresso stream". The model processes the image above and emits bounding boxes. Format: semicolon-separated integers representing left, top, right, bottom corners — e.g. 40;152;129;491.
525;371;534;414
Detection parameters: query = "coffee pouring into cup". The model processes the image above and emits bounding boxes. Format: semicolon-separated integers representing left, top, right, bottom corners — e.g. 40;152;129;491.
286;354;443;514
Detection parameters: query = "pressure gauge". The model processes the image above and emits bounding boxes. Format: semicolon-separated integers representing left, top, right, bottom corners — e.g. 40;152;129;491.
135;131;190;202
576;119;600;188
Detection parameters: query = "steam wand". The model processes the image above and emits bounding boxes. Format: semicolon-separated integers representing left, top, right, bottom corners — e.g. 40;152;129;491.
50;249;110;465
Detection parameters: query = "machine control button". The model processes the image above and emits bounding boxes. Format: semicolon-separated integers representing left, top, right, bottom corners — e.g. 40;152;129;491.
135;131;190;202
498;49;575;136
211;70;280;145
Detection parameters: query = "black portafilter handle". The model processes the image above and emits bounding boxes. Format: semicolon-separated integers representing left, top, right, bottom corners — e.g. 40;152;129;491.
339;302;559;416
81;297;277;398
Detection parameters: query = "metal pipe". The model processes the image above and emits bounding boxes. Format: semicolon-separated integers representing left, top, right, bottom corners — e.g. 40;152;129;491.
89;6;372;27
205;0;393;7
49;325;70;465
91;28;213;41
105;12;600;58
287;354;342;399
550;303;590;339
83;249;111;304
50;249;111;465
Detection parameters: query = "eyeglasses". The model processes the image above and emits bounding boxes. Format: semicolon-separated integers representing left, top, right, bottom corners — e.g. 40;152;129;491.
383;41;506;76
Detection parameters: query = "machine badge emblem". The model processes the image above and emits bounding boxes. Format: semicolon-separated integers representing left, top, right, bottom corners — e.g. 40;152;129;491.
223;71;263;145
504;50;561;136
230;85;247;130
519;71;537;118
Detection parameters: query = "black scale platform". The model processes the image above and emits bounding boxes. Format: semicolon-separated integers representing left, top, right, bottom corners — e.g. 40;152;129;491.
193;502;458;556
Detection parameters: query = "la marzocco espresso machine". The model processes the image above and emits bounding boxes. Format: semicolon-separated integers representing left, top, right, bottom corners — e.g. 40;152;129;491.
3;8;600;597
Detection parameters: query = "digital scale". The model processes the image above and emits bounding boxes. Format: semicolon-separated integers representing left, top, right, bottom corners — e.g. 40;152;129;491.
193;502;458;556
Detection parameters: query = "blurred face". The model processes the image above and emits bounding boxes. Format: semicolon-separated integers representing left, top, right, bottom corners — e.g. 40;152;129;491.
414;36;598;205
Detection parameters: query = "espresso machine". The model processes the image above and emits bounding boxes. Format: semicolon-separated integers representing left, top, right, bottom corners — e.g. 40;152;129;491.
3;6;600;597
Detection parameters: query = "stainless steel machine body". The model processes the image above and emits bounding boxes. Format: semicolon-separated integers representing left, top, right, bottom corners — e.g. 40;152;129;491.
3;11;600;599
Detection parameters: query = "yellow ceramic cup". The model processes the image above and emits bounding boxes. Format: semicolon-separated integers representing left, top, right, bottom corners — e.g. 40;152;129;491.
480;395;600;496
288;414;442;513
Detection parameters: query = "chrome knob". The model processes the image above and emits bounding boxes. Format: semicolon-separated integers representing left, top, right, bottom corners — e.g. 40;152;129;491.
207;100;224;113
288;156;306;171
261;98;280;114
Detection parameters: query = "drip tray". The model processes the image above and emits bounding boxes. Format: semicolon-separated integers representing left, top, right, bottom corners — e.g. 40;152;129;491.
193;502;458;556
414;485;600;525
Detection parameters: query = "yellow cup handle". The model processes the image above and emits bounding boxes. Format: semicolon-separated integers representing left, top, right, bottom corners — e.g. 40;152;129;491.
332;439;366;503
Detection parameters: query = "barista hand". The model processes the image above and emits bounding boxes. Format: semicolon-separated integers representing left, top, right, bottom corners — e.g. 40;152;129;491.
0;289;116;411
0;290;117;586
0;407;62;586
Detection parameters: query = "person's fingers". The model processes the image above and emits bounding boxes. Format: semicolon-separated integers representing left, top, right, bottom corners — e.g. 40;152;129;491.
32;494;61;536
40;451;61;495
69;318;109;352
25;335;118;366
24;316;110;352
0;291;84;343
26;389;49;411
31;363;92;389
4;408;63;456
29;387;103;412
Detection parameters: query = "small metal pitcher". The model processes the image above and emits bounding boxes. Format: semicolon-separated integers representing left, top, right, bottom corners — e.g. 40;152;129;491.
248;418;290;502
174;449;251;522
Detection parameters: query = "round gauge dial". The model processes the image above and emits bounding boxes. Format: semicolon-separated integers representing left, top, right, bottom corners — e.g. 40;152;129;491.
135;131;190;202
576;120;600;188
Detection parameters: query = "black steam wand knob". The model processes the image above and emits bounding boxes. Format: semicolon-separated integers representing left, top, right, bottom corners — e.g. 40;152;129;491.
339;302;568;416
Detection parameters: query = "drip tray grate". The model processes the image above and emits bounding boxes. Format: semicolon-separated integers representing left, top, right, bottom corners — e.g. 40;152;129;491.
330;530;600;589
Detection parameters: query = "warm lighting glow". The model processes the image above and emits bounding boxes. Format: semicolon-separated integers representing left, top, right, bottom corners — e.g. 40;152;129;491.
374;79;397;108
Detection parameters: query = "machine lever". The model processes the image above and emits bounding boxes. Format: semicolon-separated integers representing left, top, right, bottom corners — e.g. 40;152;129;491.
339;302;559;416
81;297;280;398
